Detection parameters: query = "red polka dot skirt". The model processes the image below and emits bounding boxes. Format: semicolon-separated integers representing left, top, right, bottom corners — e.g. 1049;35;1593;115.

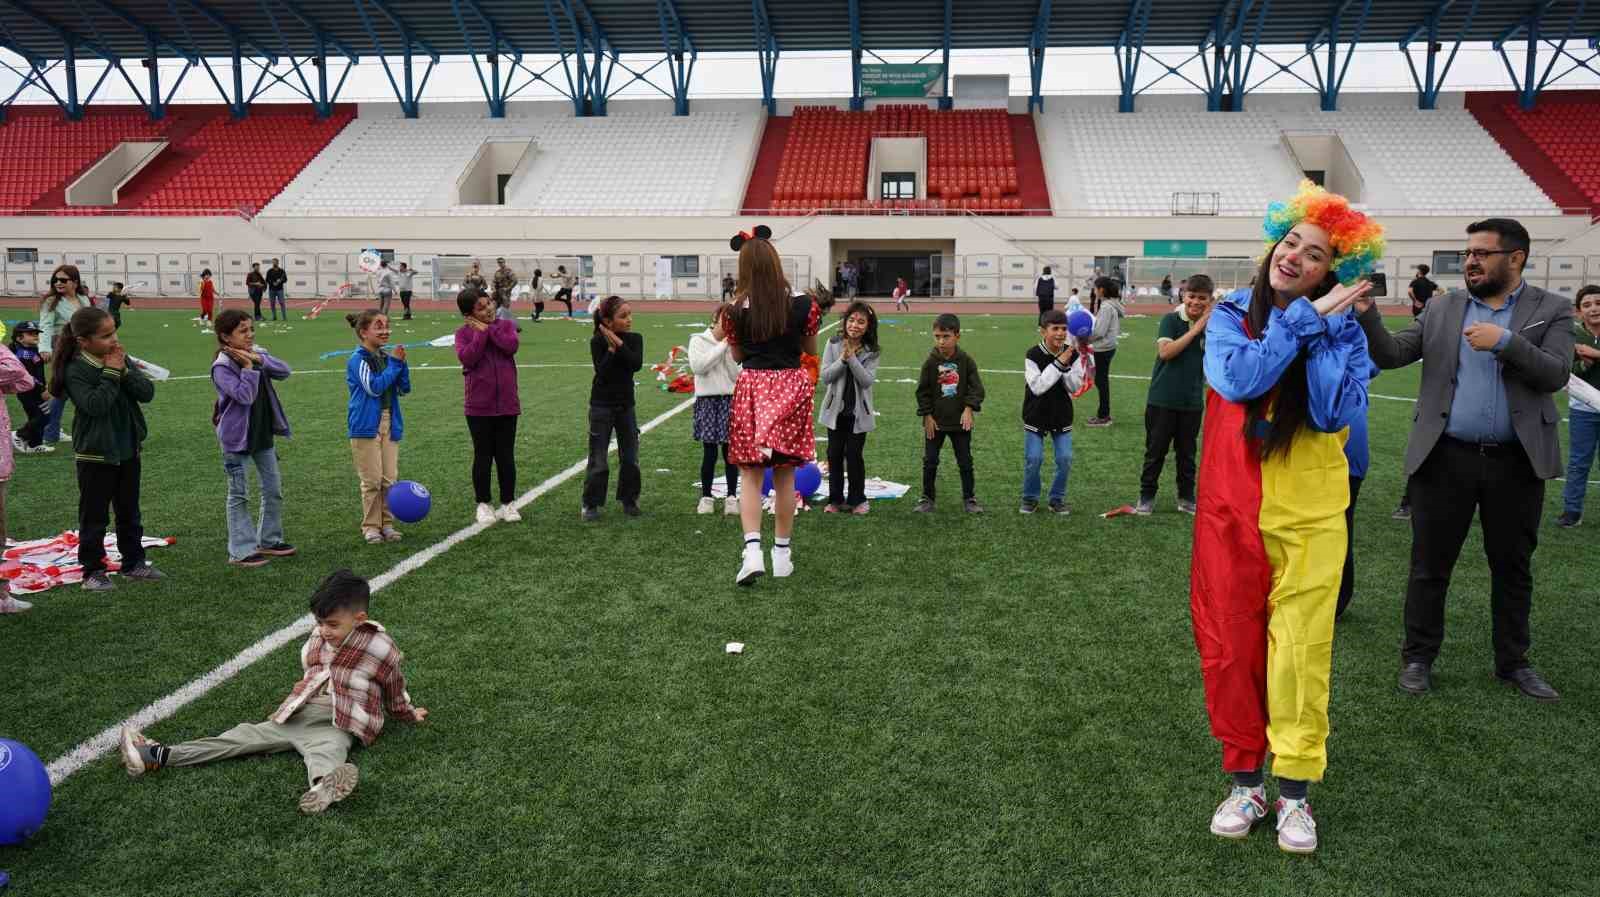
728;368;816;467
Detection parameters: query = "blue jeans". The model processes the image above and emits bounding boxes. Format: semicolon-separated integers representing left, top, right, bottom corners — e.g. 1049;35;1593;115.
43;396;66;443
1563;409;1600;516
223;447;285;560
1022;429;1073;504
268;286;286;319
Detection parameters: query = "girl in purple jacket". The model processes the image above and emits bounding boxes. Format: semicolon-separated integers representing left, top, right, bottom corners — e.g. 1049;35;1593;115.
211;309;295;568
454;286;522;524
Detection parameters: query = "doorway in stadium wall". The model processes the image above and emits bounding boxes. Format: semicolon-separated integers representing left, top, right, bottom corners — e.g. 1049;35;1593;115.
834;239;956;298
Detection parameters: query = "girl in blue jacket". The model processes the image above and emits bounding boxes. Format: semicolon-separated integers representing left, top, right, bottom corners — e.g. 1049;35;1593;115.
345;311;410;543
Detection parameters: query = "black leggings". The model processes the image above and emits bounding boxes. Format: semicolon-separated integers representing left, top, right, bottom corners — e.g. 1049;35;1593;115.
700;442;737;498
827;416;868;506
534;294;574;319
1093;349;1116;419
466;415;518;504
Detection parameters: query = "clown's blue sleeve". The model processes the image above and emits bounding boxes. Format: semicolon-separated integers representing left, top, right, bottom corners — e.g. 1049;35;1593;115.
1202;292;1321;403
1305;312;1374;434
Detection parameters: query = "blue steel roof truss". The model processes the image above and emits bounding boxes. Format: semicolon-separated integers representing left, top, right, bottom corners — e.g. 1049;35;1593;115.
3;1;1600;121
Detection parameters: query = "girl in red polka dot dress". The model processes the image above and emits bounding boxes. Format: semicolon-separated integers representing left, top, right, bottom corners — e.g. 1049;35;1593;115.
725;227;821;585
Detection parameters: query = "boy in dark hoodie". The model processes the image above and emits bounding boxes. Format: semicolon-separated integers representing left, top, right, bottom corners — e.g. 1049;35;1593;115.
915;313;985;513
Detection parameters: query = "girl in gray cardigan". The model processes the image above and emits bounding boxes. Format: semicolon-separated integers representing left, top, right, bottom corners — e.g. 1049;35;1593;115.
819;301;880;513
1086;276;1126;426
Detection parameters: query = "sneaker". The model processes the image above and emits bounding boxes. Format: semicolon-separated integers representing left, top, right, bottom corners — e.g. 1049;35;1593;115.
850;501;870;516
771;546;794;577
119;728;162;777
913;498;935;513
1019;499;1038;515
621;502;642;518
496;504;522;522
82;572;115;591
736;545;765;585
964;498;985;514
580;506;601;522
1085;417;1113;428
476;502;497;524
823;503;843;513
298;763;359;814
228;553;271;569
724;496;740;516
1391;504;1411;521
9;432;22;452
1176;499;1197;515
697;496;716;515
0;595;33;614
1556;511;1581;528
1134;498;1155;516
380;526;403;542
363;529;384;544
122;562;165;582
257;542;297;557
1275;798;1318;854
1048;500;1071;515
1209;784;1268;839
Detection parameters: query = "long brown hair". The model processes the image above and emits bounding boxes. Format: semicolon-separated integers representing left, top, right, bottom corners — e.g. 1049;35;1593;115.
48;306;113;398
1244;243;1338;460
734;239;791;343
44;264;87;311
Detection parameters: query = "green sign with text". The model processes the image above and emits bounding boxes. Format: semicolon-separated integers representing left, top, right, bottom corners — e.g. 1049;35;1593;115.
860;64;945;98
1143;240;1209;258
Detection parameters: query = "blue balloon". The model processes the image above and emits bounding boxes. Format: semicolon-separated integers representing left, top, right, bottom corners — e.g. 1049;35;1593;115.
1067;309;1095;339
759;462;823;499
386;480;432;524
0;739;51;845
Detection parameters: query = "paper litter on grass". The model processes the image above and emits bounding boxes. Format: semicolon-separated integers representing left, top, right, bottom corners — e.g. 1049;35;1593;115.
3;532;176;594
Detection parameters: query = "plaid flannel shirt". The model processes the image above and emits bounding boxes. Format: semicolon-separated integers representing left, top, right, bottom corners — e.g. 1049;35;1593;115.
271;620;419;745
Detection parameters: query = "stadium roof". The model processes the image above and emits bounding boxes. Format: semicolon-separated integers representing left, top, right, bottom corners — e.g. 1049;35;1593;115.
1;0;1595;61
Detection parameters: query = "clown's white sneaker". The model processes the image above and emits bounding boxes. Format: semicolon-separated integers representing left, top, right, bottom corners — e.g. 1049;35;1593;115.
1275;798;1318;854
1210;785;1268;839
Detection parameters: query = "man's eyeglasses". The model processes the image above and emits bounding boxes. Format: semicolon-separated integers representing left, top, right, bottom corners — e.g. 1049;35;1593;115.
1456;249;1516;262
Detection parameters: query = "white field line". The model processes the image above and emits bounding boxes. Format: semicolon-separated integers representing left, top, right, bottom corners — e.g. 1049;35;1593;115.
45;319;838;787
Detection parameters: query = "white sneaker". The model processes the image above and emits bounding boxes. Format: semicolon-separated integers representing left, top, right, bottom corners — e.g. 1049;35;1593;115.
1275;798;1318;854
496;504;521;522
696;496;716;515
1209;784;1268;839
771;546;793;578
736;545;765;585
724;496;740;516
380;526;403;542
475;503;497;524
1;595;33;613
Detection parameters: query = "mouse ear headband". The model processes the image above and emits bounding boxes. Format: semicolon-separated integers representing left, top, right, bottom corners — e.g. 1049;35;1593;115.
730;224;773;252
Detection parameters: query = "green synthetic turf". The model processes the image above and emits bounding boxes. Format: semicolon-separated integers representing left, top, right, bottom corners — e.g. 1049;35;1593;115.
0;306;1594;897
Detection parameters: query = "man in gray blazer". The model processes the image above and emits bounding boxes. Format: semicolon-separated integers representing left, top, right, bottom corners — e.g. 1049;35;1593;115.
1356;218;1572;702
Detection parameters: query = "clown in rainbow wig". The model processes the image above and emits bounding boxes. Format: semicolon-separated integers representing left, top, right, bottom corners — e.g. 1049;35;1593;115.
1190;181;1384;856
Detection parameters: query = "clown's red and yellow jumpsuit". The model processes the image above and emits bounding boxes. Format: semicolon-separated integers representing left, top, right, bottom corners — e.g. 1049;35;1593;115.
1191;290;1373;782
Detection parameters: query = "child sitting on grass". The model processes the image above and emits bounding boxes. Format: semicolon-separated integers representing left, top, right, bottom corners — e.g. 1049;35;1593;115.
120;568;428;814
1135;275;1214;515
914;313;985;513
1021;308;1094;515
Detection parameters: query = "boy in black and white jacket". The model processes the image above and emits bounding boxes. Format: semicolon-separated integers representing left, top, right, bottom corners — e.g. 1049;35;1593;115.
1021;309;1094;514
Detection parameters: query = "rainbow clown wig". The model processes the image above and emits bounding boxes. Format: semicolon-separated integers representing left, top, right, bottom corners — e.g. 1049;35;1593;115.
1262;181;1386;286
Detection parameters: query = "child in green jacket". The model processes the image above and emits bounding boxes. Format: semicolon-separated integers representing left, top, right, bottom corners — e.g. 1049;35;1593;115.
49;306;165;591
914;313;986;513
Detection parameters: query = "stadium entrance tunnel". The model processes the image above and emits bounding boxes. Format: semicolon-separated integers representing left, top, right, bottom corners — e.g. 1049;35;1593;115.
1280;132;1365;203
832;238;956;298
66;141;170;206
457;139;535;206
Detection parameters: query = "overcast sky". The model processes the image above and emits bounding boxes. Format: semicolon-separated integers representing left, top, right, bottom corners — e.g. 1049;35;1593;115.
3;42;1596;109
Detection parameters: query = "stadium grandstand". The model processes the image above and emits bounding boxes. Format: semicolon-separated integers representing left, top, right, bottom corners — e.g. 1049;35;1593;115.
1;1;1599;305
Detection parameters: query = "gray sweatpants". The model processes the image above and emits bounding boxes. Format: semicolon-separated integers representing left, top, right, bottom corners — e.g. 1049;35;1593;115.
167;700;353;786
